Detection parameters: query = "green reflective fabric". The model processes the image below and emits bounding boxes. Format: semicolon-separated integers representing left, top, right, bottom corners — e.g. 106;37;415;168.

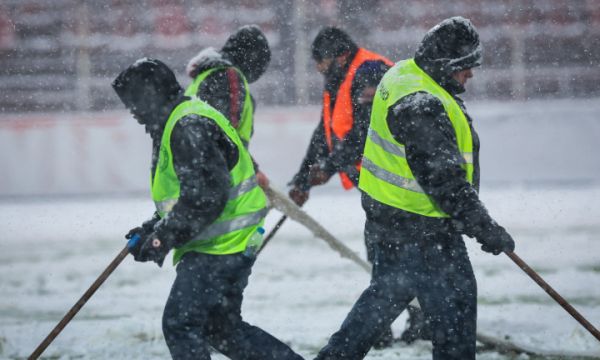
358;59;474;218
151;99;266;264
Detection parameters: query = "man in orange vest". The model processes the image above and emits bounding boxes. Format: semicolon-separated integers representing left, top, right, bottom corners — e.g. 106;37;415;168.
288;27;428;347
289;27;393;206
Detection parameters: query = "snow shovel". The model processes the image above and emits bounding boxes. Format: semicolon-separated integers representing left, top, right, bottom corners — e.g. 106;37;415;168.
28;235;140;360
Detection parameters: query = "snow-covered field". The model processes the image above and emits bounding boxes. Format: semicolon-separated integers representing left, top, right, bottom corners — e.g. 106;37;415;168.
1;99;600;359
1;185;600;359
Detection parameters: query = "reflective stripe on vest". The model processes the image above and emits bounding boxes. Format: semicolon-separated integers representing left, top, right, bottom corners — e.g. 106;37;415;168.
361;157;425;193
154;175;260;215
322;48;394;190
184;67;254;145
367;127;473;165
358;58;474;218
151;99;267;263
192;207;268;241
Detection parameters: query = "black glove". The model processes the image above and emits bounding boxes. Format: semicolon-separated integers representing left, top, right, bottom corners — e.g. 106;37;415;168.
128;232;170;267
125;226;149;259
125;227;144;240
476;224;515;255
289;187;309;206
125;213;161;258
125;214;160;240
308;164;332;186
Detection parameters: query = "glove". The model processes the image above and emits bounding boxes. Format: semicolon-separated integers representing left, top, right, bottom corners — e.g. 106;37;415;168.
125;214;160;240
128;232;170;267
308;164;332;186
477;224;515;255
289;187;309;206
125;226;150;259
125;213;161;256
256;170;270;190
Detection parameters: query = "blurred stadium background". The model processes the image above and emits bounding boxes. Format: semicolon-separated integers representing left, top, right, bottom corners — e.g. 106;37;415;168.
1;0;599;112
0;0;599;197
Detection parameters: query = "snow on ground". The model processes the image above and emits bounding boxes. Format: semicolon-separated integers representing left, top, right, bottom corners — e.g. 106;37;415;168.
1;98;600;359
1;184;600;359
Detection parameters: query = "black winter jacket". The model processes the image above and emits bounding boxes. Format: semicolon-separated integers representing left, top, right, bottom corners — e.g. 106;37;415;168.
290;52;390;191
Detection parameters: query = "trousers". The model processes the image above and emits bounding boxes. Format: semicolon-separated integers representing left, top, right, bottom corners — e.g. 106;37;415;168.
316;219;477;360
163;252;303;360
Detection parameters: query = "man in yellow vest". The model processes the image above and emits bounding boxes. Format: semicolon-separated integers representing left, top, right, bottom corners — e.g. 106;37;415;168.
112;58;302;360
185;25;271;188
315;17;515;360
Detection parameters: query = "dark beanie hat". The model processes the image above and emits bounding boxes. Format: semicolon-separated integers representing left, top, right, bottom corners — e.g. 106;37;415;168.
415;16;482;76
311;26;358;62
221;25;271;83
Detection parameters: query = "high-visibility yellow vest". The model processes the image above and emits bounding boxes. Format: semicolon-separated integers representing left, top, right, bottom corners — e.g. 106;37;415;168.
151;99;266;263
185;67;253;144
358;58;474;218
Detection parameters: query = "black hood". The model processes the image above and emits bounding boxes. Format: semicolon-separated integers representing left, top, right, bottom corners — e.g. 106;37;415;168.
112;58;183;131
311;26;358;62
414;16;482;94
221;25;271;83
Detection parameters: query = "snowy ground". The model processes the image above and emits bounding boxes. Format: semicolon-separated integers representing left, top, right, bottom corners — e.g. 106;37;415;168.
1;99;600;359
1;184;600;359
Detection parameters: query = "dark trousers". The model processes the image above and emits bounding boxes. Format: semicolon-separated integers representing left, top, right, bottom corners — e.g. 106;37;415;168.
163;252;303;360
316;220;477;360
364;224;395;344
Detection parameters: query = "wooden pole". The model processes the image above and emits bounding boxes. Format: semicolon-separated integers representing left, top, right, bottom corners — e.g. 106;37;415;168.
29;246;130;360
506;251;600;342
257;215;288;256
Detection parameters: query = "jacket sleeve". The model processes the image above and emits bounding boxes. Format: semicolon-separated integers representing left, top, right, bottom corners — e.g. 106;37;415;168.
388;93;498;238
289;115;330;191
152;115;231;248
141;212;161;232
320;60;390;177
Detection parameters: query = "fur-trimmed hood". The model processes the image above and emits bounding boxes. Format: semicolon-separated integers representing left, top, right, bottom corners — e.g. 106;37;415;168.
186;47;233;79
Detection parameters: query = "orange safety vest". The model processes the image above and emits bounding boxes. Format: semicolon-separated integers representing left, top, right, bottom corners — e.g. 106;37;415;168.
323;48;394;189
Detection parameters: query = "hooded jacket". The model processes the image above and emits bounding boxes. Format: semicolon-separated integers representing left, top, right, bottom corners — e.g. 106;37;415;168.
112;58;239;248
362;17;503;242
